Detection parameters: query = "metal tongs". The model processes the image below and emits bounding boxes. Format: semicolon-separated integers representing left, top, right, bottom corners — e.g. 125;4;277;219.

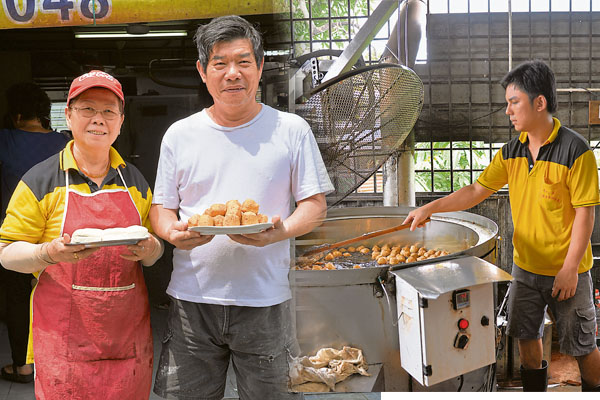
300;218;431;257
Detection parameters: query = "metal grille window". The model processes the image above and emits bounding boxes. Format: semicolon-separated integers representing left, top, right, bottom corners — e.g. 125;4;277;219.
428;0;600;13
288;0;397;65
414;141;504;192
50;102;68;133
284;1;600;195
412;1;600;193
286;0;402;196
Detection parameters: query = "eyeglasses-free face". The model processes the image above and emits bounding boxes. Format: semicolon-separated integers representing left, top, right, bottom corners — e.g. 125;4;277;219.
69;106;122;120
197;38;263;126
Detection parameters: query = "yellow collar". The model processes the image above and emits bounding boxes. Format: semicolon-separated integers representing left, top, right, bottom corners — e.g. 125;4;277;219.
518;117;561;145
60;140;126;172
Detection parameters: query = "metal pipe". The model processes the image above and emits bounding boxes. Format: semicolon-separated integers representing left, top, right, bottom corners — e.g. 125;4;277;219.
382;0;426;69
556;88;600;93
508;0;512;71
322;0;399;82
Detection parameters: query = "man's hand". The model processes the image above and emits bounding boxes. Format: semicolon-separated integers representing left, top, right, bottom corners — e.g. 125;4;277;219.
227;193;326;247
166;220;214;250
403;183;494;231
227;215;286;247
552;265;578;302
150;205;214;250
402;206;432;232
552;206;594;302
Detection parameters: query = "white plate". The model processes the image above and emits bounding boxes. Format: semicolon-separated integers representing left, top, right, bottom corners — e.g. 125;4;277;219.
189;223;273;235
67;236;149;248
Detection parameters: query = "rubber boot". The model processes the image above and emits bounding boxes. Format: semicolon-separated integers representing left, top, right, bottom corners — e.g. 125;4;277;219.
520;360;548;392
582;380;600;392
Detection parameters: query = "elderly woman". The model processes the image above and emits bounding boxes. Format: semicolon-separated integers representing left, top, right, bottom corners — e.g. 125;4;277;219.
0;71;163;399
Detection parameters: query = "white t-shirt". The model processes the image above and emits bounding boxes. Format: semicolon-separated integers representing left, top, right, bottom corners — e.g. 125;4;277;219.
153;104;333;307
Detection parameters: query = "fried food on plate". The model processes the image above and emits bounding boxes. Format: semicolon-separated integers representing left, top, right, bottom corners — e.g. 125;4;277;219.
241;199;259;214
204;203;226;217
189;199;270;227
189;214;214;227
241;212;259;225
213;215;224;226
223;214;241;226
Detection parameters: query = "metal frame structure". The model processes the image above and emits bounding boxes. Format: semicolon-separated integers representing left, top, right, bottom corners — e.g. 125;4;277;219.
286;0;402;196
414;0;600;192
283;0;600;195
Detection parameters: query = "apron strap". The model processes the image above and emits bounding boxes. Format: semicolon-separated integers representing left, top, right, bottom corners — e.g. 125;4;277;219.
61;164;143;235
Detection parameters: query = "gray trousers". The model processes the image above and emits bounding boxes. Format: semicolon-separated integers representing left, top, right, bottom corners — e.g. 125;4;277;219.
153;297;303;400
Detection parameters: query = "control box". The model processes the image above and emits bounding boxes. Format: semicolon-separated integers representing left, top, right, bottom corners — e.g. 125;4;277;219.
392;256;512;386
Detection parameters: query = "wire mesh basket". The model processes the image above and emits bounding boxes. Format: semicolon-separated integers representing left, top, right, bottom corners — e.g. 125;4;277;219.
296;63;424;206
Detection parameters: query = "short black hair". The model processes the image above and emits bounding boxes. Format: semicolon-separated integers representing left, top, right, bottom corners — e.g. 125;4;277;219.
194;15;264;72
4;82;52;129
500;60;557;114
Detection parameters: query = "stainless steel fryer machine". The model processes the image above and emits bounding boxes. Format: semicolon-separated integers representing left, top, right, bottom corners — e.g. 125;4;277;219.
291;206;513;392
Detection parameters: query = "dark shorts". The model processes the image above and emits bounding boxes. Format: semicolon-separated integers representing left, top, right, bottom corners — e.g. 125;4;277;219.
506;264;598;357
153;297;303;400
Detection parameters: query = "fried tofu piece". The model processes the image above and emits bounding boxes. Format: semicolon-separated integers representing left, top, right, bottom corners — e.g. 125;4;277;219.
241;199;259;214
226;199;241;211
241;212;259;225
205;203;226;217
189;214;213;227
223;214;241;226
213;215;224;226
200;199;269;226
225;200;242;218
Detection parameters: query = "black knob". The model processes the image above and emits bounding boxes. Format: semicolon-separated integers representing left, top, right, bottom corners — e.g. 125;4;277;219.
454;333;469;349
481;316;490;326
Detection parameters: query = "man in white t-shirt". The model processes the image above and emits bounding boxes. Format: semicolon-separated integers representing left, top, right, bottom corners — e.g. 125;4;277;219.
149;15;333;400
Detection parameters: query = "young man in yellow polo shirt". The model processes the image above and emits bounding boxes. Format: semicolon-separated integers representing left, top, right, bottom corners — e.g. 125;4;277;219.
404;60;599;392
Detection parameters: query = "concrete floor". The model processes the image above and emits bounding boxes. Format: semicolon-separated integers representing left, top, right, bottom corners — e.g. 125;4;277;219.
0;307;380;400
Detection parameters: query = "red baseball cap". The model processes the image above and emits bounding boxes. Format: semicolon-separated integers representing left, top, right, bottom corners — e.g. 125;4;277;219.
67;70;124;106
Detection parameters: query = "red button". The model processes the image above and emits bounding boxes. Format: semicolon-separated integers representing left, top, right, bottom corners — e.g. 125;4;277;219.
458;318;469;330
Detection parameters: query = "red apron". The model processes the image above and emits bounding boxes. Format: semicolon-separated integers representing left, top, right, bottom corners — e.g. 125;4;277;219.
32;169;152;400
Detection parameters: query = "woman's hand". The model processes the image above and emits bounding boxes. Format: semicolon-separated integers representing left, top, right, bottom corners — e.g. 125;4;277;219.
122;233;161;262
46;234;99;263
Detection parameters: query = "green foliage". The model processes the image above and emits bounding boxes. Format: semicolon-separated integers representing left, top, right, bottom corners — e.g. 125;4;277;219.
453;171;471;190
330;1;348;17
291;0;376;55
433;172;450;192
415;171;431;192
414;141;494;192
294;20;309;40
311;0;331;18
292;0;374;21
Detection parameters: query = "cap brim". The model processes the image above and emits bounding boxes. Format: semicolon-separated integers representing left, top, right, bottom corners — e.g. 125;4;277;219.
67;84;125;106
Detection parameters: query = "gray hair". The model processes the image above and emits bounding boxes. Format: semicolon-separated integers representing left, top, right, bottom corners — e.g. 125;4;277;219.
194;15;264;72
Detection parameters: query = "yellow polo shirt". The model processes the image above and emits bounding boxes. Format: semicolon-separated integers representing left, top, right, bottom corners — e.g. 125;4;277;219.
0;141;154;364
0;141;153;246
477;118;599;276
